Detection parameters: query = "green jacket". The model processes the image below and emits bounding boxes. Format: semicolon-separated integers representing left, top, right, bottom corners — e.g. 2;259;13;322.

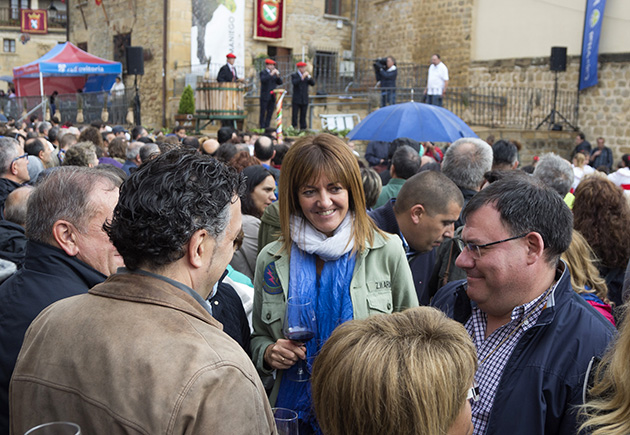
251;230;418;403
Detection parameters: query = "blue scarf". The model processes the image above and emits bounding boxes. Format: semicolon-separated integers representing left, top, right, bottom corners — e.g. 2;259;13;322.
275;243;356;433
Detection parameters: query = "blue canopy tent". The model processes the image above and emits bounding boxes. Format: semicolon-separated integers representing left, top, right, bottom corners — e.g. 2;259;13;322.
13;42;122;97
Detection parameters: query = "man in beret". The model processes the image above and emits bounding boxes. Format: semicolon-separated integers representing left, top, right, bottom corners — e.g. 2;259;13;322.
291;61;315;131
259;58;282;129
217;53;241;83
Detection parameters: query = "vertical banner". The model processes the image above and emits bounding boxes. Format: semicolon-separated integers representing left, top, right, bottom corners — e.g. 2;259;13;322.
21;10;48;34
191;0;245;77
254;0;285;40
579;0;606;91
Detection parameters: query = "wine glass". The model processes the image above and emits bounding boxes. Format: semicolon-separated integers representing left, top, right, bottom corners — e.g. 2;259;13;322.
24;422;81;435
283;297;316;382
272;407;299;435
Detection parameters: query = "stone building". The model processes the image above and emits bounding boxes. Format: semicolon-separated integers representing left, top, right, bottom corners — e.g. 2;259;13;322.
0;0;67;87
67;0;630;162
356;0;630;160
68;0;354;128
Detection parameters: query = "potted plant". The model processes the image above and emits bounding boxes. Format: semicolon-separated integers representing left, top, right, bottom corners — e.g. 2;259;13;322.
174;85;197;131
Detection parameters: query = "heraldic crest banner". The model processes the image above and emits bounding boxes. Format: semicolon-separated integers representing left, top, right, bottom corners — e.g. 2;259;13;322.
254;0;285;40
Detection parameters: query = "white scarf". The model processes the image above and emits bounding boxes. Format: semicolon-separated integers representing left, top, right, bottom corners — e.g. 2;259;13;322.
289;213;355;261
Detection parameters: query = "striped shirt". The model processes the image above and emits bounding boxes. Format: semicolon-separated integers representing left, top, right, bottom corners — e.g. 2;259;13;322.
466;281;559;435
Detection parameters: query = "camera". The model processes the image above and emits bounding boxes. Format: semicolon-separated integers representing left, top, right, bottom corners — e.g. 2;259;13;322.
373;57;387;81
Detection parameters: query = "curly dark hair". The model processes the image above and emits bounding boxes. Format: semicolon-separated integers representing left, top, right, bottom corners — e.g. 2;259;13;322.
105;149;245;270
573;176;630;269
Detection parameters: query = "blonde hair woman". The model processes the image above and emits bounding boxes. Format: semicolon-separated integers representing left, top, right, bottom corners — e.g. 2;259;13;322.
251;133;418;432
572;151;594;192
580;304;630;435
312;307;477;435
561;230;614;325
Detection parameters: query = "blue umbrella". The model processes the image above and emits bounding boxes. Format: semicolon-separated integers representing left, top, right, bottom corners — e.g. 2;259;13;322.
347;101;477;142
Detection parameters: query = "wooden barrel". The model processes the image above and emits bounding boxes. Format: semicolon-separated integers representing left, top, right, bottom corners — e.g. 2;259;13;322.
195;82;245;118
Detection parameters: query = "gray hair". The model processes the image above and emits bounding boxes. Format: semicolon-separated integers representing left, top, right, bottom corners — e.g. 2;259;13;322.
441;138;493;190
126;141;142;161
0;137;21;174
392;145;421;179
533;153;573;197
26;167;122;245
38;121;52;135
139;143;160;163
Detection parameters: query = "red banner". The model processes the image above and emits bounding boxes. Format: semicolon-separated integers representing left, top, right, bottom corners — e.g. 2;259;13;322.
254;0;285;40
21;9;48;34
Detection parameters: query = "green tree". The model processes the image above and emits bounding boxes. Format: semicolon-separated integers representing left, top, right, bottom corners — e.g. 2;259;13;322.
178;85;195;115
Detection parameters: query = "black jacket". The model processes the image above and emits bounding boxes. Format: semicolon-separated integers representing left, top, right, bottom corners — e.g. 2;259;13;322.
291;72;315;105
259;69;283;101
0;220;26;268
0;240;106;433
377;67;397;88
431;268;615;435
210;280;251;356
369;200;436;304
0;178;21;213
217;64;238;83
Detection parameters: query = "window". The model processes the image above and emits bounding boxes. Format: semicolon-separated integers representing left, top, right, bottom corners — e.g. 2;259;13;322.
113;33;131;73
325;0;341;16
10;0;30;19
77;42;88;52
3;39;16;53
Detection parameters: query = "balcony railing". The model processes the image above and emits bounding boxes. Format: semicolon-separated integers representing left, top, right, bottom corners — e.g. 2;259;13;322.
0;7;67;29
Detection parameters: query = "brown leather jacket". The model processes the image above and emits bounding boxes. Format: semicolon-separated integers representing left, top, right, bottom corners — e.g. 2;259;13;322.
10;272;276;435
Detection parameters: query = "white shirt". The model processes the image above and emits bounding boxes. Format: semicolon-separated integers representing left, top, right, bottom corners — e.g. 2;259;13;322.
110;81;125;98
427;62;449;95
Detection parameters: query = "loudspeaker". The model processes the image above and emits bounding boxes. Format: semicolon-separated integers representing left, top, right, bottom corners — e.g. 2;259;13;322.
550;47;567;72
126;46;144;75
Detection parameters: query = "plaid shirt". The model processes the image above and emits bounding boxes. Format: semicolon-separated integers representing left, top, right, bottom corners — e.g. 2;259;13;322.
466;282;559;435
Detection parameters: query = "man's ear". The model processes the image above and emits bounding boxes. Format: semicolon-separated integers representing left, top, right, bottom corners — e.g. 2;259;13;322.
52;220;80;257
524;232;545;265
38;150;45;161
9;161;18;176
187;229;214;269
409;203;425;225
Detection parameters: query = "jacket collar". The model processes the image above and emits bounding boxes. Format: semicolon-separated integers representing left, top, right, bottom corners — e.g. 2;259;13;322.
23;240;106;288
89;271;222;329
454;260;571;325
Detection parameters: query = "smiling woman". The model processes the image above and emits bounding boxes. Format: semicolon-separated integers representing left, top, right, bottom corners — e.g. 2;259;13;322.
251;133;419;434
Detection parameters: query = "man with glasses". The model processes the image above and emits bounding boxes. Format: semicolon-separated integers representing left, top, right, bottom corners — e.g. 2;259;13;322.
432;176;615;435
0;137;29;214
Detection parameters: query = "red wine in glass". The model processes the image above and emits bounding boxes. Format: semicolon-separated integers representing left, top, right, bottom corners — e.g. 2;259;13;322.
283;298;316;382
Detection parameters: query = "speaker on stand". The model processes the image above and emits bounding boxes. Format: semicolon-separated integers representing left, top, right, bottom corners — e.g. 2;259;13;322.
126;46;144;126
537;47;577;131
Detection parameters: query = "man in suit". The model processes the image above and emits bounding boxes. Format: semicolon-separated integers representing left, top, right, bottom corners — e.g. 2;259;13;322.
217;53;241;83
259;59;282;129
291;61;315;130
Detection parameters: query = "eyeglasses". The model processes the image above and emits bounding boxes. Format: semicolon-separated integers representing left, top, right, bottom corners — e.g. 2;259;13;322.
454;233;528;260
11;153;28;164
467;382;480;404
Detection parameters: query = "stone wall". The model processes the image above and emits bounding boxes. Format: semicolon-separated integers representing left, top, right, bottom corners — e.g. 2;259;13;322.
243;0;353;73
70;0;167;129
355;0;473;87
0;30;66;78
469;55;630;164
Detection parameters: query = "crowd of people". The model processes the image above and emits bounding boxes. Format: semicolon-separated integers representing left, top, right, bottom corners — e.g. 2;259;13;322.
0;115;629;435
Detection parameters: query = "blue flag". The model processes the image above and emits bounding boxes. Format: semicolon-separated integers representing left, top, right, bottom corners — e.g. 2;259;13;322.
579;0;606;90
